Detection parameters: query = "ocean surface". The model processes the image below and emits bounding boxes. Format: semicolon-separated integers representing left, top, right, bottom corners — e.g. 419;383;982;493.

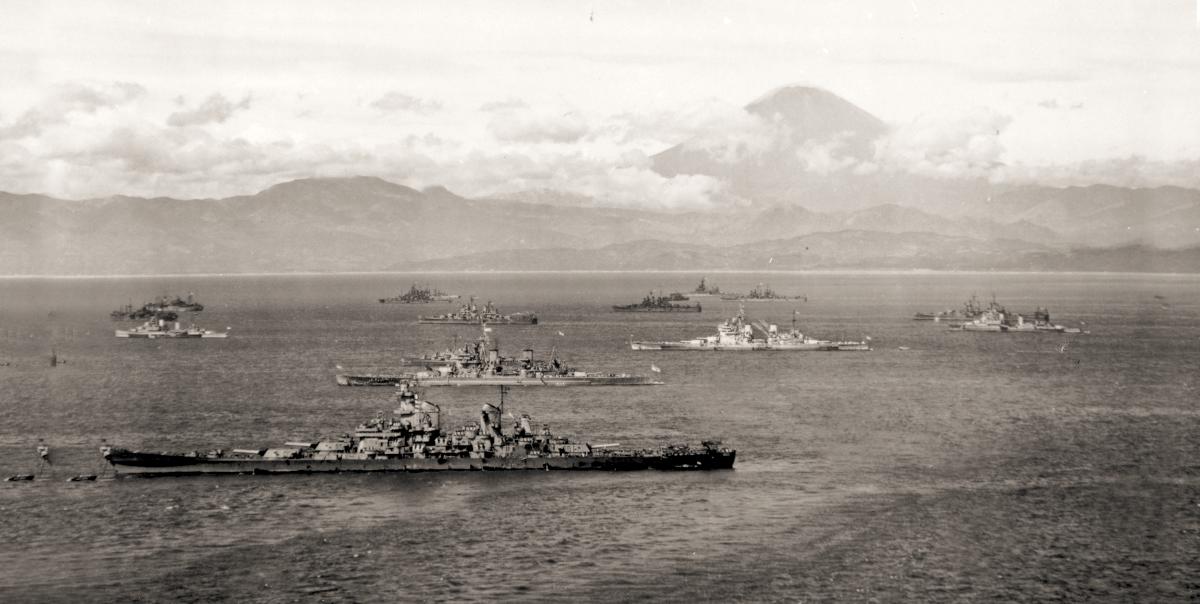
1;271;1197;602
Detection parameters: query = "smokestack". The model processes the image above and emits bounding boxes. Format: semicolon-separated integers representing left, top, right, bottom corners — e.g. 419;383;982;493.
522;349;533;362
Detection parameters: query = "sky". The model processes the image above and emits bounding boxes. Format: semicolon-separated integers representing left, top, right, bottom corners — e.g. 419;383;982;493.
1;0;1199;204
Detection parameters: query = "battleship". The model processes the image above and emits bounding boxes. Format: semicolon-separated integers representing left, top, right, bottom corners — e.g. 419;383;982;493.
101;384;735;476
336;330;662;387
689;277;721;296
116;319;228;338
631;307;870;351
950;303;1083;333
419;298;537;325
612;292;702;312
380;283;460;304
720;283;805;302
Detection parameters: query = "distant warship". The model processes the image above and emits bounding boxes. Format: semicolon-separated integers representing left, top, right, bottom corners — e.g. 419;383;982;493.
631;306;869;351
689;277;721;297
913;294;986;321
720;283;805;302
380;283;460;304
419;298;537;325
612;292;701;312
102;384;735;476
144;293;205;313
116;318;228;339
950;300;1083;333
337;330;662;387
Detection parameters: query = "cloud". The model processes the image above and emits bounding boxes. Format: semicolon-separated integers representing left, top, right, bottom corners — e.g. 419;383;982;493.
873;109;1012;179
0;81;145;139
488;108;589;143
993;156;1200;189
370;91;442;114
1037;99;1084;111
604;99;778;160
167;94;252;127
479;98;528;112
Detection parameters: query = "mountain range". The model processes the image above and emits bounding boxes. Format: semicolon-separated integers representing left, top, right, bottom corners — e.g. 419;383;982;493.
2;86;1198;275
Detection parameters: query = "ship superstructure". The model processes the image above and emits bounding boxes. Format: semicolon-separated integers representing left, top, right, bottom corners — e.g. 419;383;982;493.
115;318;228;339
419;297;537;325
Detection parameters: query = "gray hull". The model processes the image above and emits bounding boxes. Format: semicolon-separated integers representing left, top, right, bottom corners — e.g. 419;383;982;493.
336;374;663;387
106;450;735;476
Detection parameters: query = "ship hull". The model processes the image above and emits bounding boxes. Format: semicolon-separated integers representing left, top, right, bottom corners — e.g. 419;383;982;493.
116;331;228;338
632;341;868;351
336;374;663;387
612;306;701;312
105;450;735;476
418;317;538;325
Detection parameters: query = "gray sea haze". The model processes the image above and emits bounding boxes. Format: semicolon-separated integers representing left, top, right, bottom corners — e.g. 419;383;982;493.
0;271;1197;602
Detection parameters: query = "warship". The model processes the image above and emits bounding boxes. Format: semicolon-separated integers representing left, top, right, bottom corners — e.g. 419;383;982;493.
144;293;205;313
689;277;721;296
913;294;986;321
336;330;662;387
380;283;460;304
101;384;735;476
631;307;870;351
419;298;537;325
720;283;805;302
950;303;1082;333
110;303;178;322
612;292;702;312
116;318;228;338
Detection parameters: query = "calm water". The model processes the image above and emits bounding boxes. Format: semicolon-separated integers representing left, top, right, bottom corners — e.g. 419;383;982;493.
1;272;1198;602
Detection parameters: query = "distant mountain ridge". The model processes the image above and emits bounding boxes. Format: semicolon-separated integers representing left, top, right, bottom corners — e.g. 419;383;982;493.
3;175;1198;275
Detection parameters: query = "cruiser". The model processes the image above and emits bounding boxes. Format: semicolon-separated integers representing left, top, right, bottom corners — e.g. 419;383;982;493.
631;307;869;351
720;283;805;302
613;292;701;312
380;283;460;304
951;303;1082;333
116;318;228;339
101;384;735;476
419;297;537;325
337;330;662;387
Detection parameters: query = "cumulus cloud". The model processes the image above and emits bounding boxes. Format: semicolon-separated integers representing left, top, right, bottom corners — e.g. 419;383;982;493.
0;81;145;139
167;93;251;127
873;109;1012;179
993;156;1200;189
604;99;779;162
488;108;589;143
370;91;442;114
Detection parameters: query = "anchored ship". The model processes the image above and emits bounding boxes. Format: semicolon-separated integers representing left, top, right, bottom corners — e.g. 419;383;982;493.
631;307;869;351
144;293;205;313
419;298;537;325
101;384;735;476
913;294;986;321
720;283;805;302
950;302;1082;333
612;292;702;312
689;277;721;297
337;330;661;387
380;283;460;304
116;318;228;339
110;303;179;322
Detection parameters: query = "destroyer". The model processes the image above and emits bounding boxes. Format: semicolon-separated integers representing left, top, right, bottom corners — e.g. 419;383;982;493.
116;318;228;338
380;283;459;304
337;330;662;387
419;298;537;325
101;384;734;476
720;283;805;302
631;307;869;351
613;292;701;312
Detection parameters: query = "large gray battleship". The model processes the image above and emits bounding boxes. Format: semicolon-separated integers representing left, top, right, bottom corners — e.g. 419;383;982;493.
337;330;662;387
419;298;537;325
101;384;734;476
631;307;869;351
